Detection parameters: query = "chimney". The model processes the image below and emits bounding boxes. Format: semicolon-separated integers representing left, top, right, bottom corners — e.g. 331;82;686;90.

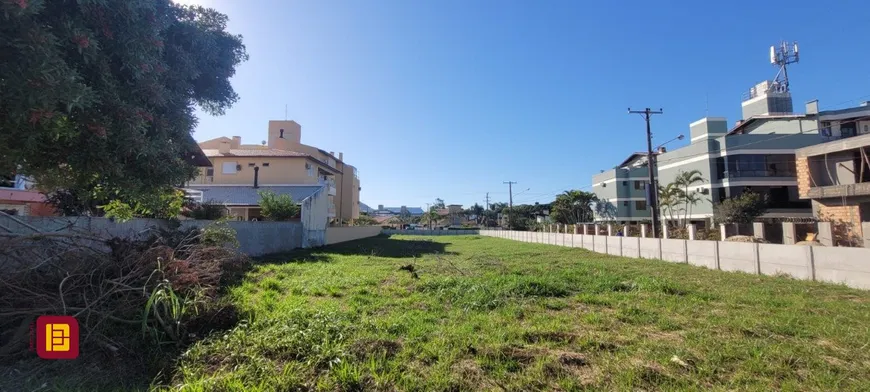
253;166;260;188
338;152;343;161
231;136;242;148
330;151;335;157
218;140;230;154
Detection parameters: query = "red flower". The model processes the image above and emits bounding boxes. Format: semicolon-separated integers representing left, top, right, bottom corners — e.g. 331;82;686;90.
73;35;89;48
15;0;26;9
87;123;107;138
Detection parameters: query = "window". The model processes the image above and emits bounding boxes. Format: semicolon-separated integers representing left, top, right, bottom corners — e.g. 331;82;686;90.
279;129;285;138
205;168;214;176
263;162;270;167
622;201;629;207
248;163;256;167
622;181;628;186
634;181;645;190
221;162;237;174
305;163;314;177
635;200;647;210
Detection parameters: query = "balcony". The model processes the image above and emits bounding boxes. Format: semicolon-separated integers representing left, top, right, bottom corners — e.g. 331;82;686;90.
721;170;796;179
806;182;870;199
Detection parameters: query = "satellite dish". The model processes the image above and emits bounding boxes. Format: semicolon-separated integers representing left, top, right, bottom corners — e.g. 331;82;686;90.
261;140;266;145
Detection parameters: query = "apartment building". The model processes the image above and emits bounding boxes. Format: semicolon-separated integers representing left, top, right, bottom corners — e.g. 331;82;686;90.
796;119;870;239
593;88;869;225
187;120;360;222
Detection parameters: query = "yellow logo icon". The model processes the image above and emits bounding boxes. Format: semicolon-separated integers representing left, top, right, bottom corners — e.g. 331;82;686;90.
45;323;70;352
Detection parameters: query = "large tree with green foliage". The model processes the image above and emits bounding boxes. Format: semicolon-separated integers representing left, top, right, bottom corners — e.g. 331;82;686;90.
550;190;598;224
0;0;247;215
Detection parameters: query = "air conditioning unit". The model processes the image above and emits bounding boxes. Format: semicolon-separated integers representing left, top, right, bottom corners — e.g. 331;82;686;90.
696;187;709;195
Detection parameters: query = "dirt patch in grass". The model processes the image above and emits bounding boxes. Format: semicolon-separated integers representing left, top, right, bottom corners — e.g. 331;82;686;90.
349;338;402;359
522;330;578;344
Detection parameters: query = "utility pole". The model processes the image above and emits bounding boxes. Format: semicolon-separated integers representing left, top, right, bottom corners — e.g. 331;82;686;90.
503;181;516;229
484;192;491;210
628;108;663;237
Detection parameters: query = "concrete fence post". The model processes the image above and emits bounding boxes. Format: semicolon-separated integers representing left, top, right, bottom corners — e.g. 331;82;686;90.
862;222;870;248
640;224;648;238
752;222;765;241
607;224;614;236
782;222;797;245
573;224;579;234
623;225;630;237
687;224;697;241
662;224;669;239
818;222;834;246
594;224;600;236
719;224;727;240
583;224;589;235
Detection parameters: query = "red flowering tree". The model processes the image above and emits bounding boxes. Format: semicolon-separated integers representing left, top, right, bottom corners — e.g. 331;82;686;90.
0;0;247;215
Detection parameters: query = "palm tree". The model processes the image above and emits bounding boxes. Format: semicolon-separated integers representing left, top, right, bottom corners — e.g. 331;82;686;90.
657;182;684;227
673;170;706;225
421;208;440;229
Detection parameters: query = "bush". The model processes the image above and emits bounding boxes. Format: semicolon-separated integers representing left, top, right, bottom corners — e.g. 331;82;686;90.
715;191;766;224
182;200;227;220
257;190;300;221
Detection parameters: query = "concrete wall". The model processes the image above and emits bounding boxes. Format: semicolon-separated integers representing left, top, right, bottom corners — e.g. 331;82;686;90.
638;238;661;259
326;226;381;245
660;239;688;263
301;186;328;247
717;241;758;274
757;243;812;279
686;241;717;269
478;229;870;291
813;246;870;289
5;216;303;257
382;229;479;235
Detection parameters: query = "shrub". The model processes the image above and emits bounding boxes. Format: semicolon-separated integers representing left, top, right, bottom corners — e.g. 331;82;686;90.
182;199;227;220
715;191;766;224
258;190;300;221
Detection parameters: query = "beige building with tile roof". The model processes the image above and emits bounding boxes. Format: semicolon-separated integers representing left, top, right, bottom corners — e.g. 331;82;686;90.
188;120;360;222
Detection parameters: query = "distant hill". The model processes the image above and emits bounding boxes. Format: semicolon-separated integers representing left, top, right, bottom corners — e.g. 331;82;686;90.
360;202;374;214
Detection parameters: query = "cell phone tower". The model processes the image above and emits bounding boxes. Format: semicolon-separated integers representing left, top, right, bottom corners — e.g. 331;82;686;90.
769;41;799;93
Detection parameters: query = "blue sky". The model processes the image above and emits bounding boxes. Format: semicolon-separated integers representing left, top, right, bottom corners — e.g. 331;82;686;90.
184;0;870;209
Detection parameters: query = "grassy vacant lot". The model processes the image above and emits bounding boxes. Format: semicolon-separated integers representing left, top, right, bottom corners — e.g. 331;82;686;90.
165;235;870;391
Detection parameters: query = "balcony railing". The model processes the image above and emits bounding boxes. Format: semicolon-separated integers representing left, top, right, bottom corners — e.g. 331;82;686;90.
721;170;796;179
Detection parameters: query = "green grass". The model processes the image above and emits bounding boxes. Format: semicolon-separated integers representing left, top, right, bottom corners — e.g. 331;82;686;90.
162;235;870;391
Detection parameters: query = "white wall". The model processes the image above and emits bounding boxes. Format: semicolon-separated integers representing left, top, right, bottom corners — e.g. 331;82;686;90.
326;226;381;245
478;230;870;291
660;239;688;263
686;241;717;269
757;244;812;280
717;242;758;274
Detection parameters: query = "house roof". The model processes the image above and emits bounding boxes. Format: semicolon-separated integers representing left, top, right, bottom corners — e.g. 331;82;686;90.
0;189;45;203
726;114;807;136
617;152;650;168
202;149;309;157
377;207;425;215
201;149;341;174
184;185;322;206
185;135;213;167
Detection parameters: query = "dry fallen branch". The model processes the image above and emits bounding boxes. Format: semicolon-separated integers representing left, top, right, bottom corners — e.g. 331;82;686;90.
0;224;250;362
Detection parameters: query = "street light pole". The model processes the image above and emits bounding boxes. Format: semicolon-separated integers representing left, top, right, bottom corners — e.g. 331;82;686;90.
629;108;663;237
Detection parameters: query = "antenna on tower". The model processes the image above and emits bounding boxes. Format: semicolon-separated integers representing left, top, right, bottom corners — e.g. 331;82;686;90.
769;41;800;93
